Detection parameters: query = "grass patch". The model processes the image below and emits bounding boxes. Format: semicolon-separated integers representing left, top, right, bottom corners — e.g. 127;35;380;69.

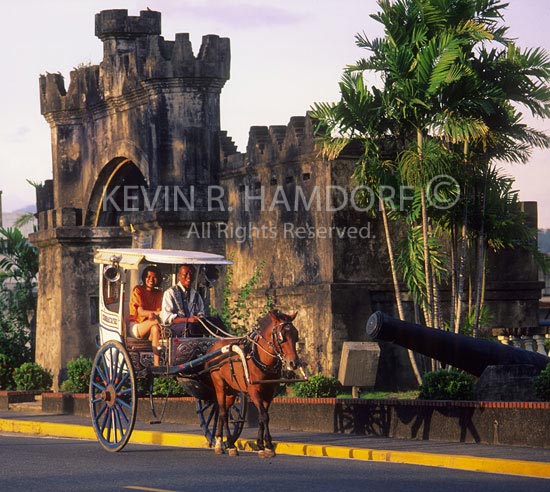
337;390;419;399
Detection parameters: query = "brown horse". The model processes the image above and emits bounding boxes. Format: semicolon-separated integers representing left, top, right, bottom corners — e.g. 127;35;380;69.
206;309;301;457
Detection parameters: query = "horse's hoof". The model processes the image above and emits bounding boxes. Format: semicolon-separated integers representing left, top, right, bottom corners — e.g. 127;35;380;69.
258;449;275;458
214;446;224;455
228;447;239;457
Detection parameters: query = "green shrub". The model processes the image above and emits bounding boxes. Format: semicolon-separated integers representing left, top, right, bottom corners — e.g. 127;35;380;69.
0;295;32;367
13;362;52;391
0;353;15;389
60;356;93;393
534;364;550;401
293;374;342;398
152;377;187;397
418;369;474;400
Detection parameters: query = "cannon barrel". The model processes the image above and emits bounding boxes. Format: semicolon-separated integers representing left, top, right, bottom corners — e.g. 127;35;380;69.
366;311;549;377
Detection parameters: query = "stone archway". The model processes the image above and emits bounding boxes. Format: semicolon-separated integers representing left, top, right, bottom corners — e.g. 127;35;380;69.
86;158;147;227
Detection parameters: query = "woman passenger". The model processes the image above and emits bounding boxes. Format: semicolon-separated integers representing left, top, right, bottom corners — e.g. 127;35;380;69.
128;265;163;366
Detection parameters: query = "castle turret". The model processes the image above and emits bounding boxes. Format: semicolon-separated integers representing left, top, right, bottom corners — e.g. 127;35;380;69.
37;9;230;217
31;9;231;388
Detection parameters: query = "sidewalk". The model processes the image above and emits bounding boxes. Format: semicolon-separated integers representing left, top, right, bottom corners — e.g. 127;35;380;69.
1;407;549;479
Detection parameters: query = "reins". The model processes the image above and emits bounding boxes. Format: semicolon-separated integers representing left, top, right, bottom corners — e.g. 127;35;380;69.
196;317;290;365
196;316;294;373
196;317;239;339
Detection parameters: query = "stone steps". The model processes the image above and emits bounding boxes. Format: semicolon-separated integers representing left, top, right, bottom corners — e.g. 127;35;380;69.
9;395;42;414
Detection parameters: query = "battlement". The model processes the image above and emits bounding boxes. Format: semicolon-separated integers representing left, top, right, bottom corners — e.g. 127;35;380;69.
40;9;230;115
223;115;317;170
95;9;161;40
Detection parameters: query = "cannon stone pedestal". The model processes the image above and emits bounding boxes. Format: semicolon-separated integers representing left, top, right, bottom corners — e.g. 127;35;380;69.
474;364;542;401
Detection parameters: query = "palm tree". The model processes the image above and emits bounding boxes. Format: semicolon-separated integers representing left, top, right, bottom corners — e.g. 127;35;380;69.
350;0;500;328
0;227;38;286
443;42;550;335
0;226;39;357
314;0;550;353
311;73;423;383
360;0;550;336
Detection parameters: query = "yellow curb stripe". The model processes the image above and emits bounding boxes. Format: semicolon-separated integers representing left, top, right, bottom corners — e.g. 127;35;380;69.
1;419;549;479
0;418;96;441
129;428;209;449
263;440;550;479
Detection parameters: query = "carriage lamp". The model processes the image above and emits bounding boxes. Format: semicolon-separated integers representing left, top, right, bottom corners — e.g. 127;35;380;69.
103;255;121;282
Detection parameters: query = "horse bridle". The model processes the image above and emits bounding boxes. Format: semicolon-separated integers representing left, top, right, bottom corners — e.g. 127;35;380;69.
249;321;295;372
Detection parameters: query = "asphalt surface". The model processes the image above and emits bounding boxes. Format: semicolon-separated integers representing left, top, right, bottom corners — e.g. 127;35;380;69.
1;408;549;479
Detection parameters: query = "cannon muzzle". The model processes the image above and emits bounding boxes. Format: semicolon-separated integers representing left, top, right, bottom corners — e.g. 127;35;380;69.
366;311;549;377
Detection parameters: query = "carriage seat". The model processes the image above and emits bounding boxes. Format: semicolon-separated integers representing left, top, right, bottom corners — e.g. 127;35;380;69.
125;335;153;352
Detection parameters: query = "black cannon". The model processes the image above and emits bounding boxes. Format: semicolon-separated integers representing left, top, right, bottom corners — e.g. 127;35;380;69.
366;311;549;377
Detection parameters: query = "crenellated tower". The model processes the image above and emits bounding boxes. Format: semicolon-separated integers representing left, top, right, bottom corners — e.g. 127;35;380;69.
31;9;231;387
38;9;230;221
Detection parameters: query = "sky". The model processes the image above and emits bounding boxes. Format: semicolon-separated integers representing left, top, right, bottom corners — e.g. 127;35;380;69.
1;0;549;227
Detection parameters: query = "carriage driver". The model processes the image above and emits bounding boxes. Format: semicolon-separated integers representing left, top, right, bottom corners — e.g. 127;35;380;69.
160;264;205;337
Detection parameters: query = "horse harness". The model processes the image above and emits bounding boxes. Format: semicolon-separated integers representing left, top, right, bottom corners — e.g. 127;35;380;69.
247;321;294;375
218;321;294;385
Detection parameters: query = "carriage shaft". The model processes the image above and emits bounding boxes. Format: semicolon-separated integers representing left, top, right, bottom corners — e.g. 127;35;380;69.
149;347;230;376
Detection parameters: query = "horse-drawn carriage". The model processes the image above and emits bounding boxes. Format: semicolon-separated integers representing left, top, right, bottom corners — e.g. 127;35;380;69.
90;248;304;455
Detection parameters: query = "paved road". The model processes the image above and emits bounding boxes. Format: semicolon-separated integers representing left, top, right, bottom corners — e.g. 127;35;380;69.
1;433;549;492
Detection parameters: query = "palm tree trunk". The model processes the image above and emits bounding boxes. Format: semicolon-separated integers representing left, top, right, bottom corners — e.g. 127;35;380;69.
380;198;423;385
472;235;484;337
418;131;434;328
454;141;469;334
473;164;489;337
433;274;441;328
455;222;468;333
481;254;487;312
450;225;457;332
380;199;404;319
430;226;441;330
420;188;433;325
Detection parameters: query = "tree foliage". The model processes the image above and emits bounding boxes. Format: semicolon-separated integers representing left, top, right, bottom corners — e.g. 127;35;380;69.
312;0;550;336
534;364;550;401
13;362;52;391
418;369;475;400
0;226;38;366
60;356;93;393
293;374;342;398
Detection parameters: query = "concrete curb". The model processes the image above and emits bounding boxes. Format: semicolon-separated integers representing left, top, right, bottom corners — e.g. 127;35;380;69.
1;418;549;479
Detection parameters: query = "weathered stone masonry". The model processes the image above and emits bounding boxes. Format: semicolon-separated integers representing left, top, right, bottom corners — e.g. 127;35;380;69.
219;118;400;378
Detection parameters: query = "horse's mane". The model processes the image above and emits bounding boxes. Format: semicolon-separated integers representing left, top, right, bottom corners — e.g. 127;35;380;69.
256;312;273;332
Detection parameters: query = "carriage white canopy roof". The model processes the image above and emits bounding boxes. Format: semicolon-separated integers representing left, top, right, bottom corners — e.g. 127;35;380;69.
94;248;232;269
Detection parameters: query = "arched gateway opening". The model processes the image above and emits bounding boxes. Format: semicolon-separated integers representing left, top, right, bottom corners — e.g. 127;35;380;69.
86;158;147;227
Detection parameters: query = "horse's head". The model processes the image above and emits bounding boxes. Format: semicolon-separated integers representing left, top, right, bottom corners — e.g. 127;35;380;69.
268;309;301;371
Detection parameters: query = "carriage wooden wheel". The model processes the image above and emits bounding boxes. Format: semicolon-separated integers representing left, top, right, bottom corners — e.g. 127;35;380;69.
89;340;137;452
196;392;248;447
